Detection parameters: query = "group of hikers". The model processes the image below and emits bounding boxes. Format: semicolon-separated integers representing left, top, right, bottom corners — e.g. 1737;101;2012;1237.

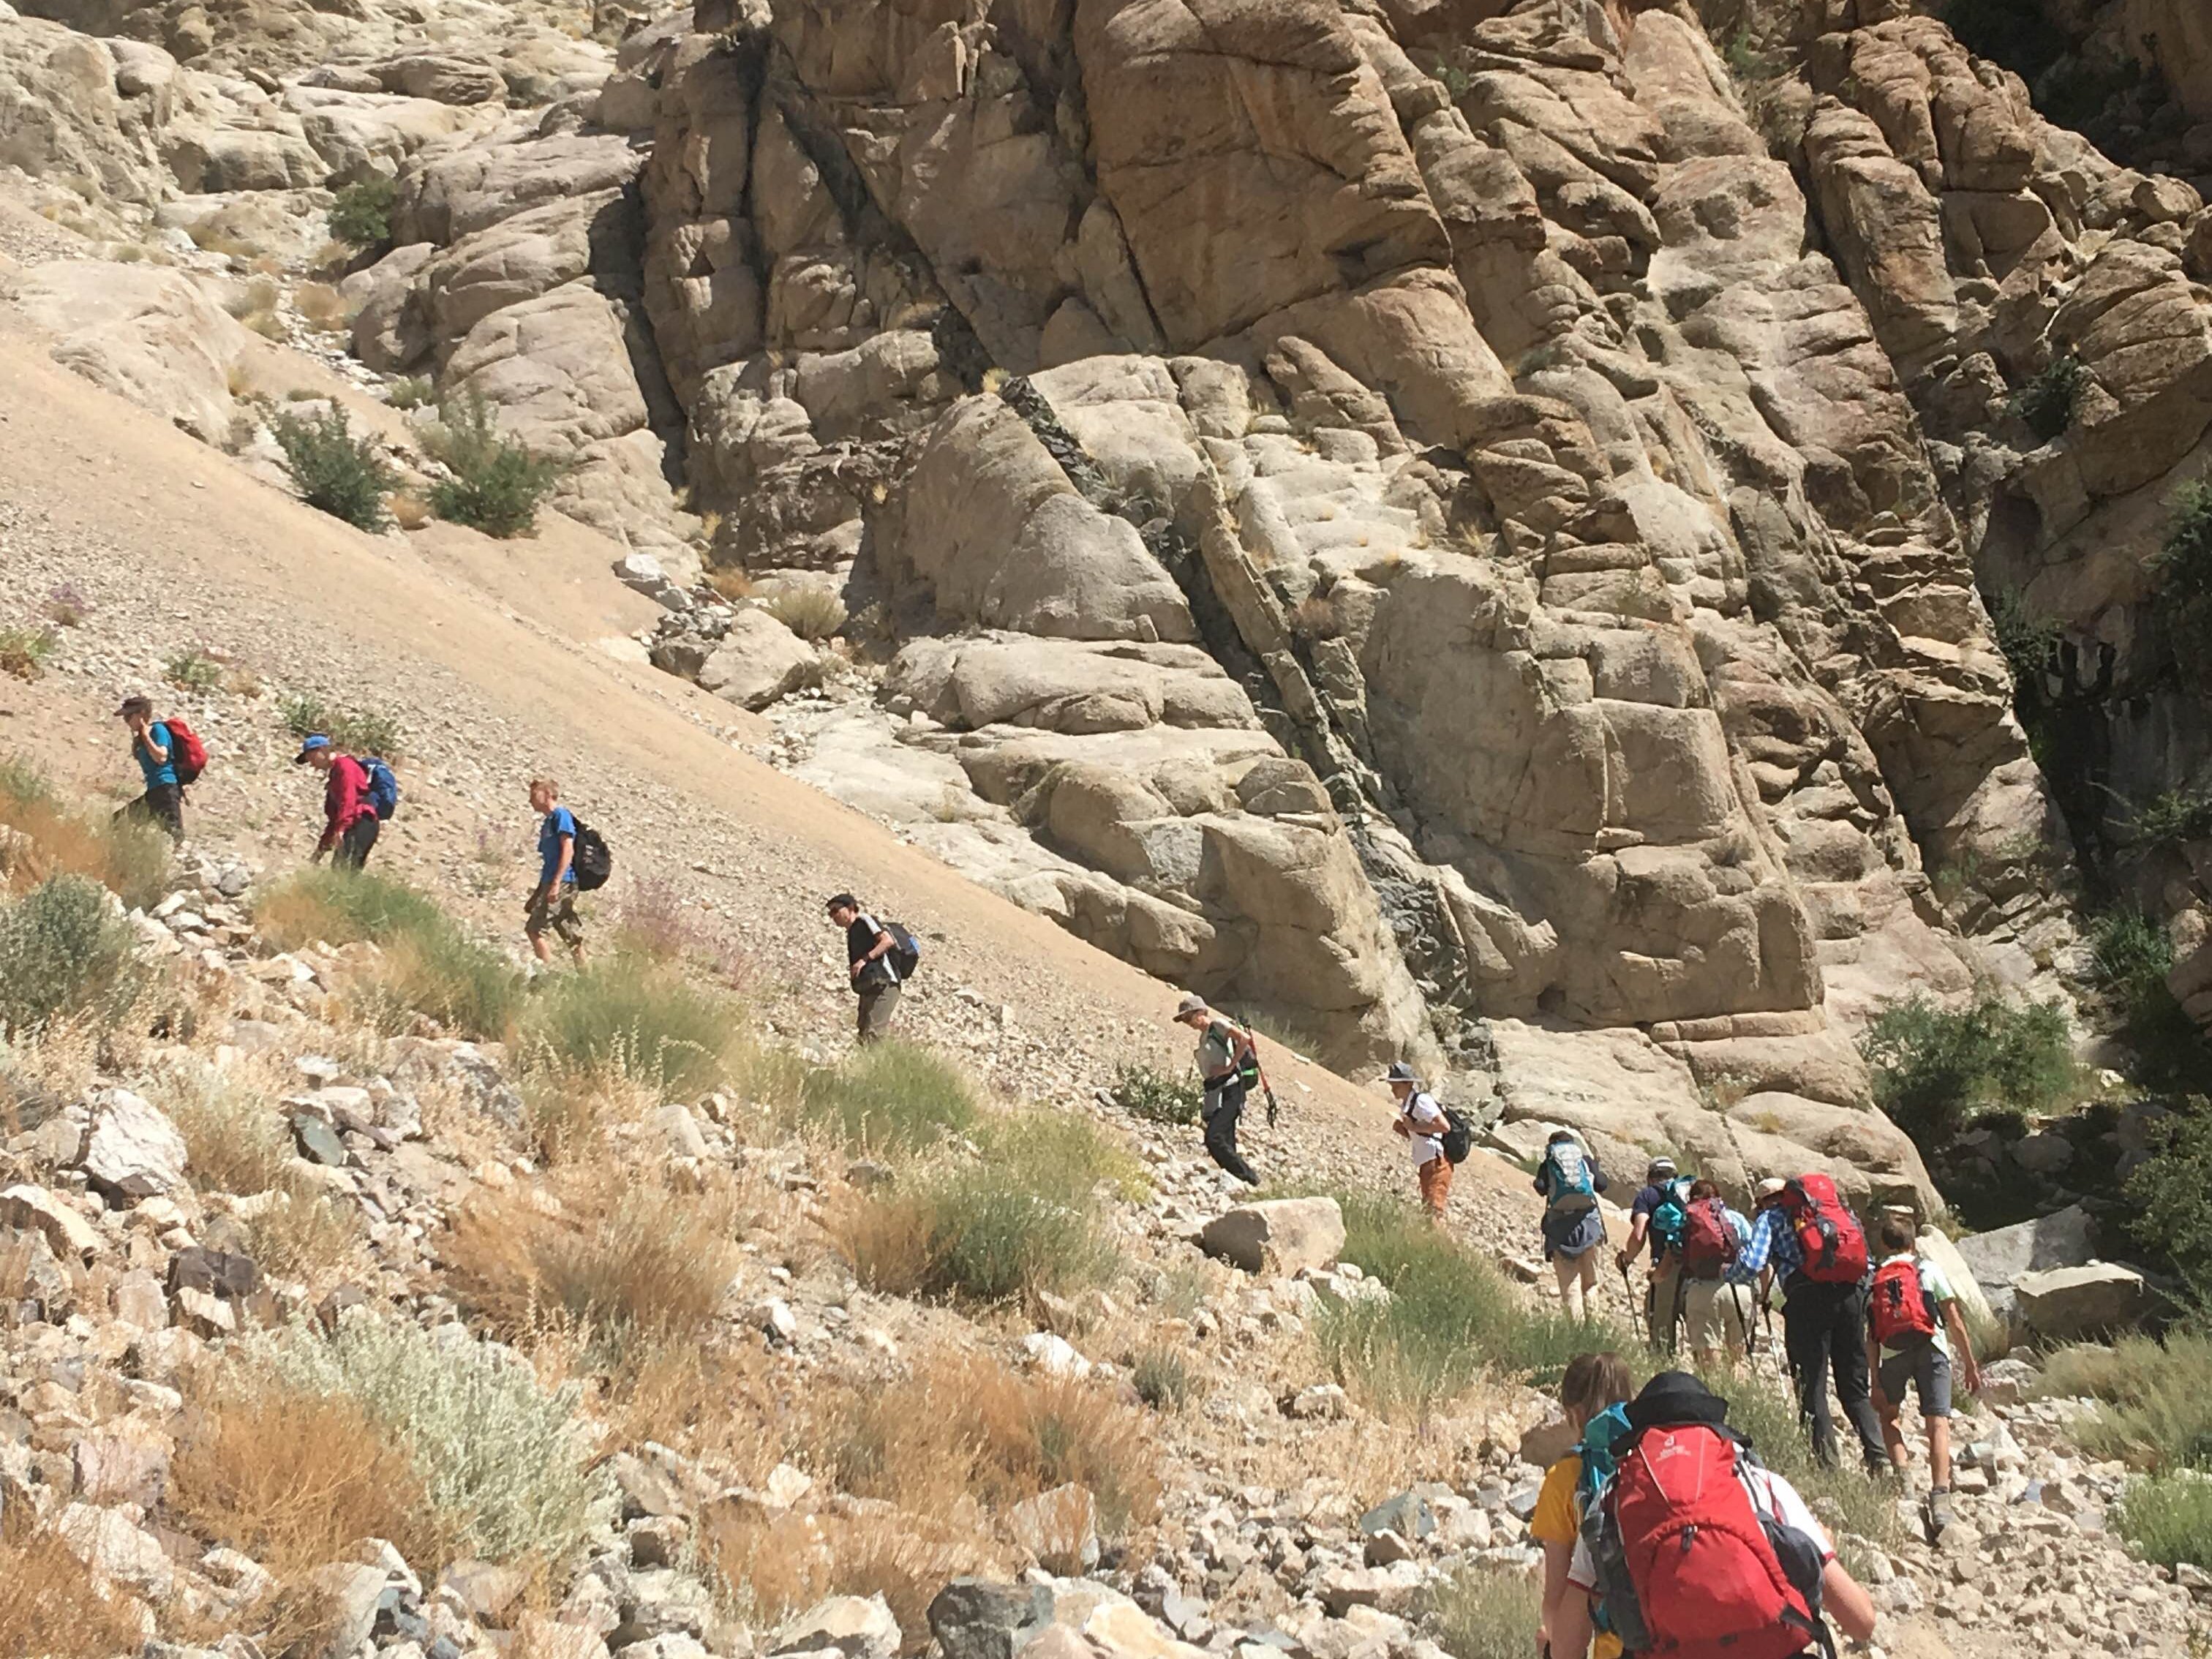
117;696;601;966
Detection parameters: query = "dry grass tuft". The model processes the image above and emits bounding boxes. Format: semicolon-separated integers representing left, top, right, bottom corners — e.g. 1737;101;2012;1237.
443;1167;743;1360
705;565;754;603
293;282;352;333
168;1384;444;1580
767;587;848;642
154;1063;291;1195
0;754;171;909
236;1174;368;1290
701;1505;996;1646
0;1511;146;1657
593;1337;794;1482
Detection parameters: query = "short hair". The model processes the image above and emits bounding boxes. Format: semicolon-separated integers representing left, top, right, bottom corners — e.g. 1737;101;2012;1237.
826;892;858;913
1561;1350;1636;1420
1878;1214;1916;1254
530;777;560;798
1690;1178;1720;1201
119;695;153;718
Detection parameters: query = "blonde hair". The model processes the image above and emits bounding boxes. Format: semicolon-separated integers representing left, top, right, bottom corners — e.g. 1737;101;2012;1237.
530;778;560;799
1560;1350;1634;1421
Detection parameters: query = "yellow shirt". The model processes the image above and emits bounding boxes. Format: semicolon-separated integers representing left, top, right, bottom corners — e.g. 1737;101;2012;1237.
1531;1453;1624;1659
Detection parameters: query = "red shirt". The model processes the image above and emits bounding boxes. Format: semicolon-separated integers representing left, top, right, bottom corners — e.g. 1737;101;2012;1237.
318;754;376;849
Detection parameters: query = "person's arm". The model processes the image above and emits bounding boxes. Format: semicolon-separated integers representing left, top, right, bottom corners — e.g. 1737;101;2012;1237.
1617;1213;1649;1271
1550;1588;1595;1658
1820;1560;1876;1642
139;721;169;765
1539;1537;1573;1656
850;918;893;979
1944;1299;1982;1394
315;768;350;856
541;829;575;899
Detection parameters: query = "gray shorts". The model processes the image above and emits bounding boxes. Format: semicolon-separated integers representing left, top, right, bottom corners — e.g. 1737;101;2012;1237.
1878;1336;1953;1418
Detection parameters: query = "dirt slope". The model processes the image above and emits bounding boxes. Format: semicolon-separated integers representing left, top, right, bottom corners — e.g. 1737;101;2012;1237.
0;306;1536;1222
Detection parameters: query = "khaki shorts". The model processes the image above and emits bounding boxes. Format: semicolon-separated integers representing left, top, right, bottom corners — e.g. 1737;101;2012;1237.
526;887;584;946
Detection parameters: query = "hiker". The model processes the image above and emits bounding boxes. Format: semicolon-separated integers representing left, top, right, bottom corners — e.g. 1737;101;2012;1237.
1173;993;1260;1186
828;892;899;1042
1534;1350;1636;1659
1867;1213;1983;1533
1676;1178;1754;1367
527;778;587;968
1535;1129;1609;1320
1549;1371;1878;1659
1737;1174;1887;1471
1385;1061;1452;1223
297;735;379;870
1617;1157;1689;1350
115;695;186;846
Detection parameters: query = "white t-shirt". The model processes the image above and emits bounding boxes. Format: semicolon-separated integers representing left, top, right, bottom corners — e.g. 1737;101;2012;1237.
1401;1091;1448;1167
1568;1462;1833;1590
1876;1252;1955;1358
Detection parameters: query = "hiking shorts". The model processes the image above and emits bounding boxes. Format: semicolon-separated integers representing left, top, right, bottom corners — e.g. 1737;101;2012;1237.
1681;1277;1750;1354
526;887;584;946
1878;1336;1953;1418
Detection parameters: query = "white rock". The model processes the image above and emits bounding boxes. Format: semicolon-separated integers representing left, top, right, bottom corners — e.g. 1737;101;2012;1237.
1021;1331;1092;1378
82;1088;188;1198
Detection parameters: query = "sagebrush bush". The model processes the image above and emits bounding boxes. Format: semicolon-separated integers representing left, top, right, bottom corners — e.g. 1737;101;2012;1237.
328;176;397;247
2114;1472;2212;1569
1113;1062;1200;1126
0;876;144;1039
794;1039;979;1152
2132;789;2212;847
1425;1565;1543;1659
522;956;736;1096
2124;1108;2212;1308
1314;1189;1623;1419
767;587;847;642
270;405;397;532
2008;353;2088;441
1131;1345;1193;1410
1859;990;2077;1154
427;393;563;538
163;647;222;693
276;691;406;759
385;375;434;410
0;625;56;681
244;1314;606;1565
0;753;171;908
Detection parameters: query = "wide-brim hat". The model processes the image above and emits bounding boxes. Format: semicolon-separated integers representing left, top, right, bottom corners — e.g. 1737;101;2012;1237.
1625;1369;1729;1434
1646;1156;1677;1181
1384;1061;1419;1084
1173;993;1208;1020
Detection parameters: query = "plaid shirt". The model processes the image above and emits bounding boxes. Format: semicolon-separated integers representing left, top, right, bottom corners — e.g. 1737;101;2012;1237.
1729;1206;1802;1285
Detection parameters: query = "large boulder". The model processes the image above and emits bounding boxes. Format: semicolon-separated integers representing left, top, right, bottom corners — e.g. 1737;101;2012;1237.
2014;1262;2151;1342
1200;1197;1346;1276
1955;1205;2096;1322
11;261;251;444
80;1088;187;1199
0;18;175;213
695;609;818;711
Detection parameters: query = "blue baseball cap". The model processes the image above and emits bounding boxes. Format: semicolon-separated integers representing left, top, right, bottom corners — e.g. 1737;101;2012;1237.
294;734;332;763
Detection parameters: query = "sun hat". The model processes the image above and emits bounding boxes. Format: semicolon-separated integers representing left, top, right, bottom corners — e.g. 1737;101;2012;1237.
1646;1155;1677;1181
1384;1061;1420;1084
1173;993;1208;1020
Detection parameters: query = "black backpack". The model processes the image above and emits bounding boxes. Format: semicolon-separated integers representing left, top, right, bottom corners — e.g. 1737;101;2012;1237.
571;822;612;892
883;919;922;979
1440;1105;1473;1165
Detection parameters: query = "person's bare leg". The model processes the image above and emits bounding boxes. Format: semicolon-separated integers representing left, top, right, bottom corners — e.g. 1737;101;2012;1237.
1879;1399;1909;1472
1928;1410;1952;1489
532;933;553;964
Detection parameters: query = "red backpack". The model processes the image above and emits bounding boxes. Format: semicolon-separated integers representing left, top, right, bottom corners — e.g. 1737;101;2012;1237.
1679;1197;1740;1279
163;718;208;787
1869;1257;1937;1344
1591;1423;1827;1659
1783;1174;1867;1285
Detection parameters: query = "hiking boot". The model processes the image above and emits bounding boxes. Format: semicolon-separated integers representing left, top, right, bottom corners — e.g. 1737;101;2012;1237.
1927;1486;1956;1535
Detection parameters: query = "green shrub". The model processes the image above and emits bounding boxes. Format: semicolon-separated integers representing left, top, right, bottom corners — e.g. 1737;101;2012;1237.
980;1109;1148;1204
269;405;396;531
2085;908;2207;1091
0;625;57;681
0;876;144;1038
1988;587;2058;688
1314;1190;1624;1419
1131;1346;1194;1410
2008;354;2088;442
276;691;406;759
426;393;564;538
385;375;434;410
2114;1472;2212;1568
257;868;522;1040
1859;990;2077;1154
794;1040;979;1152
328;176;398;248
246;1314;606;1564
2042;1336;2212;1471
523;957;737;1096
163;648;222;693
1113;1063;1200;1126
922;1170;1116;1304
1425;1565;1543;1659
2151;480;2212;662
2131;789;2212;848
2124;1107;2212;1306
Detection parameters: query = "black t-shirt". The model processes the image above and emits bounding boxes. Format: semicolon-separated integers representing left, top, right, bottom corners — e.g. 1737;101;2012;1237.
847;912;898;985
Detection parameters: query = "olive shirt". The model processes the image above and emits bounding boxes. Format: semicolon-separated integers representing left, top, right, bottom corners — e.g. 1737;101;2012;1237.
1194;1017;1243;1083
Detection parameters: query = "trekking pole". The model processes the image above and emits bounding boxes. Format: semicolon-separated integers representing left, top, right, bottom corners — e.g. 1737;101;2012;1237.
1730;1280;1753;1358
1622;1262;1644;1344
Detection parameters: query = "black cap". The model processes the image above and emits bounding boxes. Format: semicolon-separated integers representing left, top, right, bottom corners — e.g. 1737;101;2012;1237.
1625;1370;1730;1434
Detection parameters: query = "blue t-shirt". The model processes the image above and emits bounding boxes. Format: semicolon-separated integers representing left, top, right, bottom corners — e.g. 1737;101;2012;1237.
538;806;578;886
137;721;178;789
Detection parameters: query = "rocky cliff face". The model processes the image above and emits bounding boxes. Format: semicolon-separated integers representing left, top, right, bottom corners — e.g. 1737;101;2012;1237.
10;0;2212;1200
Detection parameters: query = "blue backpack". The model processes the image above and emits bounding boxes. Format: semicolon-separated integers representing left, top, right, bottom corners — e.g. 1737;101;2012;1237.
1542;1137;1598;1215
1649;1178;1693;1252
359;757;400;821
